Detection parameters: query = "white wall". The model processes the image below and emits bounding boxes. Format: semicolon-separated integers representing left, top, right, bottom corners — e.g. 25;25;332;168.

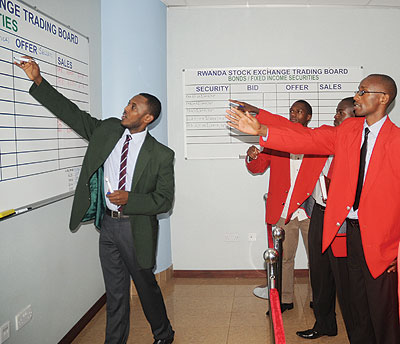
0;1;103;343
167;5;400;270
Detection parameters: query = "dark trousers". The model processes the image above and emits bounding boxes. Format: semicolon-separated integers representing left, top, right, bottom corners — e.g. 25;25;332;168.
308;204;354;340
346;219;400;344
99;214;173;344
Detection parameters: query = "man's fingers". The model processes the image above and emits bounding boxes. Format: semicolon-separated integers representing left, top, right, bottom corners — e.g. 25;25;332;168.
245;111;254;120
229;99;241;105
225;109;240;122
226;120;238;130
226;106;245;118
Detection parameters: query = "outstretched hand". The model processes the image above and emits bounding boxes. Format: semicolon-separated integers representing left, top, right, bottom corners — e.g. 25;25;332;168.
14;56;42;85
229;99;260;114
225;106;267;136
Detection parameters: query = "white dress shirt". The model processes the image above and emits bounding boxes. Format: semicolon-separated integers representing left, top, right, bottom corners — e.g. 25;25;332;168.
347;115;387;219
281;154;308;221
312;156;333;206
104;128;147;211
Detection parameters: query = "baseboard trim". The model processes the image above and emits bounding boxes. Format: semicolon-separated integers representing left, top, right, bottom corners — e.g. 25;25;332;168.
58;293;106;344
294;269;309;277
173;269;309;278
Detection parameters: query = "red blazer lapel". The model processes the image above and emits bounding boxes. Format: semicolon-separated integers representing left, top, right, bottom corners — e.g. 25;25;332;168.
346;120;365;195
361;118;392;202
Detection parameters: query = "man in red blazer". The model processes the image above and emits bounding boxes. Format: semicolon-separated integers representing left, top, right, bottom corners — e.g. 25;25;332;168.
239;100;327;313
226;74;400;344
297;97;355;341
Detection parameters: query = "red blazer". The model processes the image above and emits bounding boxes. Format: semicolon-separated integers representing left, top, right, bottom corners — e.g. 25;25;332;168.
247;112;327;225
258;110;400;278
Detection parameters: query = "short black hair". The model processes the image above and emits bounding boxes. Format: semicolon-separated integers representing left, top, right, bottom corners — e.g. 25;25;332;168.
139;93;161;123
293;99;312;117
367;74;397;106
341;97;354;107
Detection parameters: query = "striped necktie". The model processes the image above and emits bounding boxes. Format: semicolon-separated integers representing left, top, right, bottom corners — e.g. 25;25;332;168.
118;134;132;211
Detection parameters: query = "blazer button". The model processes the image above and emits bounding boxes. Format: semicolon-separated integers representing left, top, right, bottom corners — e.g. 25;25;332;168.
346;206;351;210
297;202;300;205
336;222;340;226
307;193;310;196
282;202;285;205
285;190;288;193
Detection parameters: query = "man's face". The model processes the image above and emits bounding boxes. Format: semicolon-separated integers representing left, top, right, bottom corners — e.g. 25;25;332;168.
121;95;152;132
289;102;311;127
334;100;354;127
353;76;385;117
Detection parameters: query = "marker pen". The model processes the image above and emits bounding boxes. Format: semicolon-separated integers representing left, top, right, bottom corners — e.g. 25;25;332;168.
105;177;114;194
14;56;33;63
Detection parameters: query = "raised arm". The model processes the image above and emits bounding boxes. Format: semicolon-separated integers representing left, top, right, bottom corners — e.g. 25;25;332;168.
15;56;101;141
226;106;337;156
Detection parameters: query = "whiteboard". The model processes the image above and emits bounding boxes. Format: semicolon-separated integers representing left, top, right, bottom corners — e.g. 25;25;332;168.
0;0;89;212
183;66;363;159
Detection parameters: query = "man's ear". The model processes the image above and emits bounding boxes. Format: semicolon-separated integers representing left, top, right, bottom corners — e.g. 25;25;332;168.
144;114;154;124
381;93;390;105
307;114;312;122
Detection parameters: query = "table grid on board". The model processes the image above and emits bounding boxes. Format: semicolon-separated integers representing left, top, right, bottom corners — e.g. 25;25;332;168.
185;81;359;146
0;30;89;182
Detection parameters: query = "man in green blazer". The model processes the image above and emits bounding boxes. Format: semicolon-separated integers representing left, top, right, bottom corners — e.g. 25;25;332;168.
16;59;175;344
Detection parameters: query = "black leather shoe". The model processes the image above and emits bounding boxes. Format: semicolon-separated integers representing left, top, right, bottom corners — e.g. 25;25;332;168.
266;302;294;315
153;333;174;344
296;329;336;339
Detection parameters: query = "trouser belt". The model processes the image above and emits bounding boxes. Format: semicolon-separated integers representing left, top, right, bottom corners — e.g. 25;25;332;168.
105;208;130;219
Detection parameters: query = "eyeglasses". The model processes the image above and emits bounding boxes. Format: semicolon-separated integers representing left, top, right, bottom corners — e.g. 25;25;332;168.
354;90;386;96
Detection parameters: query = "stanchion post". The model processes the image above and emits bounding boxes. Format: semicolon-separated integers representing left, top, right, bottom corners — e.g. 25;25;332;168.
272;227;285;301
264;248;279;344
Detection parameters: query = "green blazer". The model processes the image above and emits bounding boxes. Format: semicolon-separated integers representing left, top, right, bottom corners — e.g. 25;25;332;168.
30;79;175;269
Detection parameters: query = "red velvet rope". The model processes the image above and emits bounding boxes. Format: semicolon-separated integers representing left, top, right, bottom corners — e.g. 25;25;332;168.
270;288;286;343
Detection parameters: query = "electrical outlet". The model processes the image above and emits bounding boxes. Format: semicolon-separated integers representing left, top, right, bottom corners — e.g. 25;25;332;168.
224;233;239;242
0;321;10;343
248;233;257;241
15;305;32;331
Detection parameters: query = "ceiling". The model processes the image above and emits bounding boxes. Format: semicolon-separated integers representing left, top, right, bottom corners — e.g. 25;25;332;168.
160;0;400;8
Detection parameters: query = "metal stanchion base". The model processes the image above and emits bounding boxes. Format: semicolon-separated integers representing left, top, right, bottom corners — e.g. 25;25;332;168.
253;285;269;299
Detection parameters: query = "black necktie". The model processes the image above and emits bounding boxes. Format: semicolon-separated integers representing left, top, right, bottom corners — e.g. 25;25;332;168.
353;127;370;210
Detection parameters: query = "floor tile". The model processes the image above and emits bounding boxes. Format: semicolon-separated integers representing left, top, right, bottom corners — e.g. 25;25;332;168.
227;326;269;344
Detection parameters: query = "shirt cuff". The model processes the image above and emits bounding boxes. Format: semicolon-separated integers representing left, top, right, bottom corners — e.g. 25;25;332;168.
262;128;269;141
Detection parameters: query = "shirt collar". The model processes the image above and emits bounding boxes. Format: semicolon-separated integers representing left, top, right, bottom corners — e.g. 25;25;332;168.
123;128;147;143
363;115;387;138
